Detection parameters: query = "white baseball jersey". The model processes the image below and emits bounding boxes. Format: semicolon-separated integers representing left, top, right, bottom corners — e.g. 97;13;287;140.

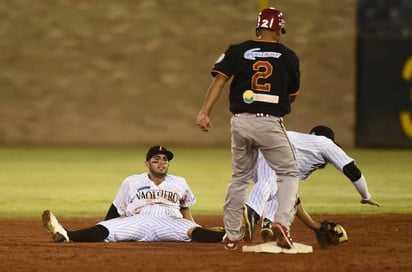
98;173;200;242
246;131;371;222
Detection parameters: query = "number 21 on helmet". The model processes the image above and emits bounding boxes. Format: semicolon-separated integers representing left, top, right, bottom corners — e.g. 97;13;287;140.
256;7;286;35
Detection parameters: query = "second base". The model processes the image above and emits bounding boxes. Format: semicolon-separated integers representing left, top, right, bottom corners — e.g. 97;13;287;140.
242;242;313;254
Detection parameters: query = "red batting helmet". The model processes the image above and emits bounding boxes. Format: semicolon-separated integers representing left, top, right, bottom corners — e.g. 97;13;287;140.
256;7;286;34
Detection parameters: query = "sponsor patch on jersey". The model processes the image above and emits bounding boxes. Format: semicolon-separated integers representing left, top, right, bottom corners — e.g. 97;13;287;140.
244;48;282;60
243;90;279;104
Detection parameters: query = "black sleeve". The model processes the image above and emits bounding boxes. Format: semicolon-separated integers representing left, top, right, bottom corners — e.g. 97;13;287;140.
342;161;362;182
104;204;120;221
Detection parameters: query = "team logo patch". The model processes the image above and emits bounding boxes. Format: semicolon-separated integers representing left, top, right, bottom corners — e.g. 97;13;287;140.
242;90;279;105
243;90;255;104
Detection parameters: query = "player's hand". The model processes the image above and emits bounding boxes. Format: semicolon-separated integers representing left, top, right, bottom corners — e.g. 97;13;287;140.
361;198;380;207
196;112;212;132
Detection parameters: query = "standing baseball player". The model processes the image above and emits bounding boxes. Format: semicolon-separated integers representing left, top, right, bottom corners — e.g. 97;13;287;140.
243;125;380;243
42;146;225;243
196;7;300;250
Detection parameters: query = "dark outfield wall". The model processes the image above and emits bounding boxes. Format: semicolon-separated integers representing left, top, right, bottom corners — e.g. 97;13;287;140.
0;1;357;147
356;0;412;147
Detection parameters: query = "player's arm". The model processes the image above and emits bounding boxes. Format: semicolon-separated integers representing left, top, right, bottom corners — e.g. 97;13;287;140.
196;74;228;132
287;50;300;104
181;206;195;222
295;197;320;230
295;198;349;247
342;161;380;207
104;203;120;220
104;177;134;220
289;90;299;103
324;143;380;207
104;177;130;221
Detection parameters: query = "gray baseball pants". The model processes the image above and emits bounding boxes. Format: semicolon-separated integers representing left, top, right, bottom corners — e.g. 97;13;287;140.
224;113;299;241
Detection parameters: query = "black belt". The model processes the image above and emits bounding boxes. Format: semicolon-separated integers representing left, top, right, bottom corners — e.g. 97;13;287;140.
234;113;272;117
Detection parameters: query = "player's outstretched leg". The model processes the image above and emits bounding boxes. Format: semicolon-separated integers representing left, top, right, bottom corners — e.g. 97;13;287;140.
190;227;225;243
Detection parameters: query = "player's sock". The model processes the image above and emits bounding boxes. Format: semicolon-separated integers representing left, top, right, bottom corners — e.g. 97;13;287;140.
191;227;225;243
67;225;109;242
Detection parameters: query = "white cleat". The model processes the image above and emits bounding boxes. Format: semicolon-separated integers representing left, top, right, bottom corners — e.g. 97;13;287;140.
42;210;69;242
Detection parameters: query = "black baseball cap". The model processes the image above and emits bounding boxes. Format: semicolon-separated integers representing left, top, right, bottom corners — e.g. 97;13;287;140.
309;125;341;147
146;146;174;161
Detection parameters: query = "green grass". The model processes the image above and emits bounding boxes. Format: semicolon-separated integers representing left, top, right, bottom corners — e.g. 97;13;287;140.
0;147;411;218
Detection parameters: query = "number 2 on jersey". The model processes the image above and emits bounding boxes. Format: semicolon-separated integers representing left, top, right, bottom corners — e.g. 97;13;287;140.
252;61;273;92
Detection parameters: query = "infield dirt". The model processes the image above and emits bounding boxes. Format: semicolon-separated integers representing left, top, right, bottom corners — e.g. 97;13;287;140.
1;214;411;272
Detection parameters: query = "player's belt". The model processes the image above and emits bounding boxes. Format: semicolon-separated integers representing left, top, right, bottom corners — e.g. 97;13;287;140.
234;113;272;117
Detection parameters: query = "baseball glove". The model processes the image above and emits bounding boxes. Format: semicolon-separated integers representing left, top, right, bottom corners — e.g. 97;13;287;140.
314;220;348;247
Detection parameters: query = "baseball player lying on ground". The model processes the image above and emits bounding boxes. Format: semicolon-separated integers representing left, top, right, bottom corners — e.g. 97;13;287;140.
243;125;380;247
42;146;225;243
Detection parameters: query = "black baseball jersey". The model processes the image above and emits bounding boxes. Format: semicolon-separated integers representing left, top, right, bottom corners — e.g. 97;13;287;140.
211;39;300;117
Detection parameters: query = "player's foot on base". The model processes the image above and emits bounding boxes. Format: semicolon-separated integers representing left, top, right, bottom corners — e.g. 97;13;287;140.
42;210;69;242
223;234;238;251
273;223;293;249
260;218;274;242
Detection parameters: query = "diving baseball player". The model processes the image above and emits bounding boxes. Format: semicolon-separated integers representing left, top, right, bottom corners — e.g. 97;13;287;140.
42;146;225;243
243;126;380;242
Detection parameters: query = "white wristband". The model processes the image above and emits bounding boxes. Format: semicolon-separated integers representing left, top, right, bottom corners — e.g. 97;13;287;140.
353;174;371;200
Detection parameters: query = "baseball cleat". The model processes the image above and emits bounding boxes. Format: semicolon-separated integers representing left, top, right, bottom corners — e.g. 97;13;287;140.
223;234;238;251
42;210;69;242
243;204;260;242
273;223;293;249
260;218;274;242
